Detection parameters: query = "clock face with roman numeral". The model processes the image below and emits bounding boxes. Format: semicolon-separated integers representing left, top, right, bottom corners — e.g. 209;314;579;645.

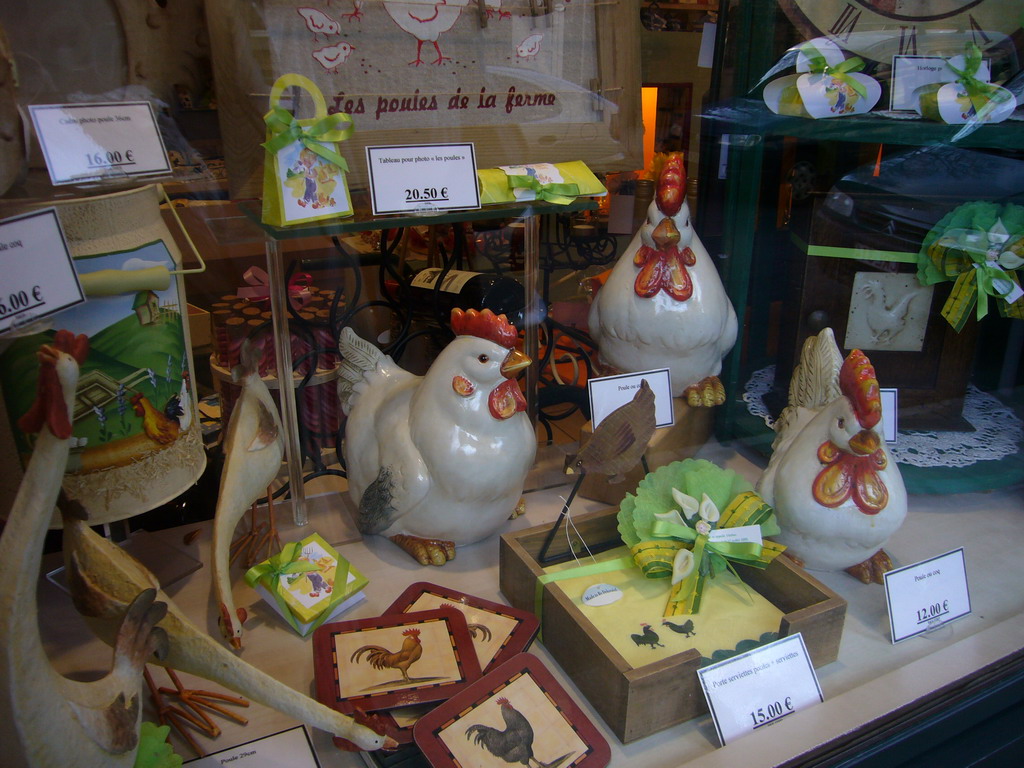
779;0;1021;59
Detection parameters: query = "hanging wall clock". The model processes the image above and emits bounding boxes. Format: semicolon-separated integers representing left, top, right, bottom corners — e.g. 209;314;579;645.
777;0;1022;61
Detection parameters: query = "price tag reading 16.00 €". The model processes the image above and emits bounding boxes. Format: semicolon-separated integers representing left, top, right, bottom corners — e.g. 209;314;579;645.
697;633;823;746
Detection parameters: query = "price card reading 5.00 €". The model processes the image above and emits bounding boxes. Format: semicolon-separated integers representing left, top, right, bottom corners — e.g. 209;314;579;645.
0;209;84;335
697;633;823;746
884;548;971;644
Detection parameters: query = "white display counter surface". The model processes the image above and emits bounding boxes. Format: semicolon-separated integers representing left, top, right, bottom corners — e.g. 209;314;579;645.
37;441;1024;766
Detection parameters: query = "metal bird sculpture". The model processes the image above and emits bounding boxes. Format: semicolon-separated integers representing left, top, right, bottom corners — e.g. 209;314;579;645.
539;380;657;564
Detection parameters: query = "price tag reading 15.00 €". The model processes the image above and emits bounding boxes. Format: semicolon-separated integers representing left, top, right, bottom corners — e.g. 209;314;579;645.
884;548;971;644
697;633;823;746
0;209;84;335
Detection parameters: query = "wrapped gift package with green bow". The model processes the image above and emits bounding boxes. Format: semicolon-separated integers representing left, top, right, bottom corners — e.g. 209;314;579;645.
762;38;881;119
498;491;846;743
261;73;355;227
477;160;606;206
245;532;368;637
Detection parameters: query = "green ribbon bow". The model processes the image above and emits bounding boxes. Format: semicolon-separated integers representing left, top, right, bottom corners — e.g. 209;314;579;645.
926;229;1024;331
799;43;868;99
262;105;353;173
630;490;786;616
946;43;1012;118
505;174;581;205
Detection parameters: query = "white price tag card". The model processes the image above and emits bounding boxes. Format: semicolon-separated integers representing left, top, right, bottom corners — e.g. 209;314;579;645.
884;547;971;643
366;143;480;215
185;726;320;766
697;633;823;746
881;388;898;444
0;209;84;334
29;101;171;185
587;369;674;429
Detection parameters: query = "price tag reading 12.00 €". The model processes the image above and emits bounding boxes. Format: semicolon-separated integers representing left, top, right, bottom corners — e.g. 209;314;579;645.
29;101;171;186
366;143;480;216
884;548;971;644
0;209;85;335
697;633;824;746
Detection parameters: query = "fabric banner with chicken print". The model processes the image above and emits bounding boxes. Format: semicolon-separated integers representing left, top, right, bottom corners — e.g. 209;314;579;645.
0;239;205;523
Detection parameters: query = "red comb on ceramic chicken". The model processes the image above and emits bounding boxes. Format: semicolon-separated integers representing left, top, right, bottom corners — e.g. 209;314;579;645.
757;329;907;584
588;152;738;406
339;308;535;566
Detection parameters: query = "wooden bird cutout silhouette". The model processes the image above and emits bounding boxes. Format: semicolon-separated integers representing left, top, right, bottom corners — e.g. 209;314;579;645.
564;379;656;482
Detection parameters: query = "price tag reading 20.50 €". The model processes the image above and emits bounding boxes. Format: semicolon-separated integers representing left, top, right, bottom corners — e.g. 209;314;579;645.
697;633;823;746
366;143;480;216
884;547;971;643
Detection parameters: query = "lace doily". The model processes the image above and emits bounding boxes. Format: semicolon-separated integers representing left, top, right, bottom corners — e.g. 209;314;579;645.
743;365;1023;468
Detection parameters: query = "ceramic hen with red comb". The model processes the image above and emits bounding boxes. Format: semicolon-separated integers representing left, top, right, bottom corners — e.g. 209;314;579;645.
757;328;907;583
338;309;535;566
588;152;738;406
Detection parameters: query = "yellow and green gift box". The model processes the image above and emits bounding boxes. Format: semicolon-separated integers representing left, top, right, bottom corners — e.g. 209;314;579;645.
245;532;368;637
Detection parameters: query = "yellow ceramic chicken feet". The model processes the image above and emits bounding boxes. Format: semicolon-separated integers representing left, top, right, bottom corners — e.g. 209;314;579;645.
683;376;726;407
845;549;894;584
508;497;527;520
390;534;456;566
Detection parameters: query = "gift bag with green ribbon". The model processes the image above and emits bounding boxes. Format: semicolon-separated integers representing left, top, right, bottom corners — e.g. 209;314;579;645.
244;532;368;636
918;201;1024;332
618;459;786;616
477;161;606;206
261;73;354;226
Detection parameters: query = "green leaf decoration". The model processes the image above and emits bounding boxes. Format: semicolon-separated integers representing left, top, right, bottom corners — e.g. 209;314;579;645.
919;201;1024;286
133;722;182;768
617;459;755;548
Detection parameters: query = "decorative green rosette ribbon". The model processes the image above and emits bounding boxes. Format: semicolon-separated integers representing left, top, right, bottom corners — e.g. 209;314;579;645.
946;43;1013;118
262;105;353;174
245;540;345;634
799;43;868;99
617;459;786;616
504;174;580;205
918;201;1024;331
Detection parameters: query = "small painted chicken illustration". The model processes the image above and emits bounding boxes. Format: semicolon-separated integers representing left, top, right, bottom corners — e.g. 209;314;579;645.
312;41;354;73
131;392;180;445
630;622;664;649
297;7;341;41
661;618;696;638
466;697;573;768
351;628;423;684
517;33;543;59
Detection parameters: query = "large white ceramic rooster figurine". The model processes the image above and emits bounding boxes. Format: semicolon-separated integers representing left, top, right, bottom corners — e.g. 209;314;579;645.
757;328;907;583
339;308;535;565
588;152;738;405
0;331;170;768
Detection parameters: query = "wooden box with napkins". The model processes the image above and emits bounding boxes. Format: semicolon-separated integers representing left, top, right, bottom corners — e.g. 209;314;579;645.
499;505;846;743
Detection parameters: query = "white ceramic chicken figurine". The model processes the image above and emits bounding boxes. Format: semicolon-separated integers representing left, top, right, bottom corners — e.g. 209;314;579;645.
589;152;738;405
211;340;284;650
339;308;535;566
757;328;907;583
0;332;170;768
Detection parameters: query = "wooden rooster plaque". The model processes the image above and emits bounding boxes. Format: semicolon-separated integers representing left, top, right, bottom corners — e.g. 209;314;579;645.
206;0;641;196
414;653;610;768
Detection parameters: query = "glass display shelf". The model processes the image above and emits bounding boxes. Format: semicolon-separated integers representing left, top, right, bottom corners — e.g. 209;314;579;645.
236;194;598;526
